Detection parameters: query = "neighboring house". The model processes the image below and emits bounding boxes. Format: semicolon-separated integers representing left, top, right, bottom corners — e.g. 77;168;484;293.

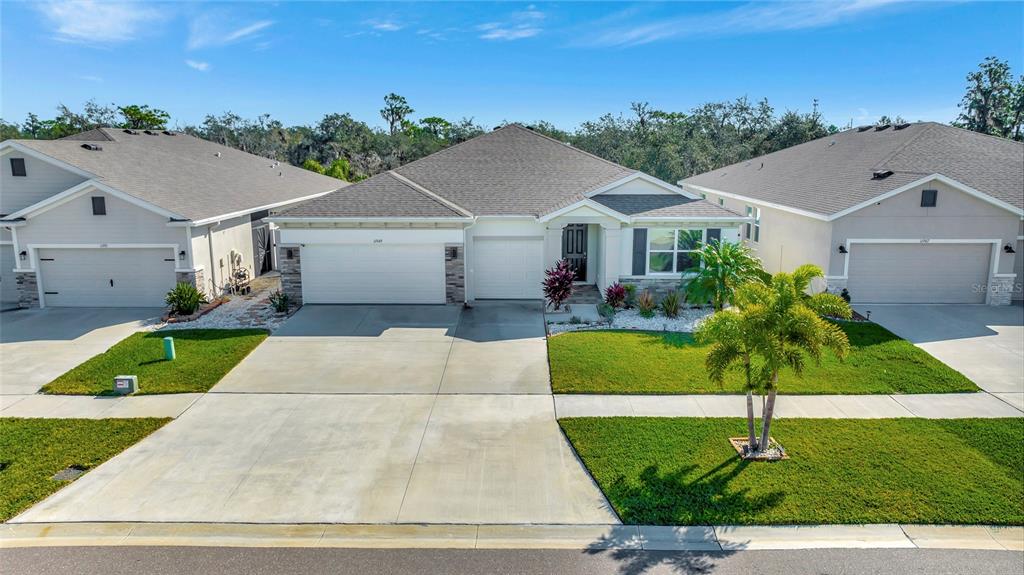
682;122;1024;306
0;128;345;309
269;124;748;305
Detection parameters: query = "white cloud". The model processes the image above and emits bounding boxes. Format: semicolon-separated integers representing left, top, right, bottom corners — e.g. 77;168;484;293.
477;7;545;41
188;15;274;50
581;0;907;47
365;18;403;32
185;59;210;72
36;0;164;44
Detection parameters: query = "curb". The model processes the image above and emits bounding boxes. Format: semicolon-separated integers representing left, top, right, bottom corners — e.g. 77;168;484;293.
2;523;1021;551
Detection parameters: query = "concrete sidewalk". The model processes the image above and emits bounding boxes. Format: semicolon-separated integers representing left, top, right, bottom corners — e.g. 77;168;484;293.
554;393;1024;419
0;393;200;419
2;522;1021;552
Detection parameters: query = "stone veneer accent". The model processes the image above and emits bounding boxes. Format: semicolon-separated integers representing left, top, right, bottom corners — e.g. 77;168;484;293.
445;243;465;304
16;271;39;309
988;275;1015;306
620;277;684;301
175;269;206;295
278;244;303;306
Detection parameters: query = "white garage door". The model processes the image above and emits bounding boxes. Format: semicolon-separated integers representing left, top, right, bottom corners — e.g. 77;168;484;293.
38;248;177;307
301;243;445;304
473;237;544;299
1;244;18;308
846;243;991;304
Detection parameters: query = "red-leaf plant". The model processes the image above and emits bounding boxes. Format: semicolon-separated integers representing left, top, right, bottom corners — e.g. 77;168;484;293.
543;259;576;311
604;282;626;308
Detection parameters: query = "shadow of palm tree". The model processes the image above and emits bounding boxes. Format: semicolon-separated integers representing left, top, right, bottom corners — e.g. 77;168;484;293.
582;459;783;574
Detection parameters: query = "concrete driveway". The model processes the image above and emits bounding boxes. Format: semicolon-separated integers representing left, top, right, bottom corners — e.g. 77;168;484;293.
14;302;617;525
212;302;550;394
0;308;161;395
859;303;1024;409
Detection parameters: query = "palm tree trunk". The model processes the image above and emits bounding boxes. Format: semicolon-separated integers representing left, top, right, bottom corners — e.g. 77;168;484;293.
759;388;778;453
745;389;757;454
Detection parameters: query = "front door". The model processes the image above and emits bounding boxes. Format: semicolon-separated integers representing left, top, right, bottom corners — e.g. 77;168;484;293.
562;224;588;281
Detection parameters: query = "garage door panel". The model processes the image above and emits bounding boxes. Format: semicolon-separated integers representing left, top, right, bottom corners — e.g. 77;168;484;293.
474;238;543;299
846;243;990;304
302;244;445;304
39;248;176;307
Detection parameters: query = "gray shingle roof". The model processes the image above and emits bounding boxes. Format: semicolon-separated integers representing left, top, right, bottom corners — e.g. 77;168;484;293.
392;124;636;216
683;122;1024;215
591;194;744;218
276;171;467;218
8;128;346;221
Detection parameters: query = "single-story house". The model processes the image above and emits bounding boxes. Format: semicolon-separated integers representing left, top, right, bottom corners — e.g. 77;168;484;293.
269;124;749;305
681;122;1023;305
1;128;345;309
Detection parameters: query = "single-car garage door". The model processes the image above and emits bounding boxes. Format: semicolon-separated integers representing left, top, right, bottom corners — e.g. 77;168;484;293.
301;243;445;304
473;237;544;299
846;243;991;304
38;247;177;307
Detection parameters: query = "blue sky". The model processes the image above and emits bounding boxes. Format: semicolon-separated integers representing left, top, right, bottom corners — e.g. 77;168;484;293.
2;1;1022;131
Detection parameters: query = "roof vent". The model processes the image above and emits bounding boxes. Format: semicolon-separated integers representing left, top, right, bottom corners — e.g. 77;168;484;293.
874;124;891;131
856;125;872;132
828;140;836;146
894;123;911;130
162;130;177;136
872;169;894;180
215;152;222;157
123;129;138;135
80;143;103;151
143;130;158;135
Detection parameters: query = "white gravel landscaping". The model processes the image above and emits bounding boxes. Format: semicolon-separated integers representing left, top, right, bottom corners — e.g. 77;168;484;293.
155;275;290;332
546;305;712;335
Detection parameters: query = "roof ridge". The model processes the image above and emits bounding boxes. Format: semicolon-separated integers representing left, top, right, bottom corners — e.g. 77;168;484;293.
386;171;473;217
503;123;637;174
872;123;939;171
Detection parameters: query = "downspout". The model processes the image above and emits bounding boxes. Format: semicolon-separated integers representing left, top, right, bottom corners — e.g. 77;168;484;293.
207;222;218;295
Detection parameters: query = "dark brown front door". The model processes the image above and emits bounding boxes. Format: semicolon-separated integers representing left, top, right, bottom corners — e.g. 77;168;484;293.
562;224;588;281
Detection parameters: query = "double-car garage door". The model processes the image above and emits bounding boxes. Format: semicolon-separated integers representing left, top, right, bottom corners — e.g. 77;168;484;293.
301;244;446;304
37;248;177;307
846;243;991;304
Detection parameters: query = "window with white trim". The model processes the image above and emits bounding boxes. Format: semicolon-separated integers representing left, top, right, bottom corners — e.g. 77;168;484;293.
648;228;704;274
744;206;761;243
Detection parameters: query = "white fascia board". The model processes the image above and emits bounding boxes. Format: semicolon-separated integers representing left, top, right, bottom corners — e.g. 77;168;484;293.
190;188;341;226
830;174;1024;219
268;216;474;224
630;216;751;223
6;180;187;221
537;198;630;223
0;141;97;179
586;172;701;199
682;183;832;222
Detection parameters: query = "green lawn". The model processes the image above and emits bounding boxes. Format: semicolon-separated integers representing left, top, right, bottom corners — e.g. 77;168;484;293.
42;329;268;395
0;418;169;521
560;417;1024;525
549;322;978;394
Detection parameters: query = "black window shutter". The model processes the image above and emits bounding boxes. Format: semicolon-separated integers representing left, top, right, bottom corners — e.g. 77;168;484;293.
91;197;106;215
10;158;26;177
706;228;721;244
632;228;647;276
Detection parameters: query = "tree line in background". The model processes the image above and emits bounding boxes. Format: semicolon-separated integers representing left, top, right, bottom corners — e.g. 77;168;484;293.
2;57;1020;184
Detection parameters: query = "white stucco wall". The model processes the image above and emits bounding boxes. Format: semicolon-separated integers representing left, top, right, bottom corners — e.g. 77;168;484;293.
0;151;87;216
190;214;256;294
830;179;1020;276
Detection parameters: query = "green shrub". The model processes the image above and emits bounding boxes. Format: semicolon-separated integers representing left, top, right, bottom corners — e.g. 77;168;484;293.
660;290;681;318
269;290;291;313
637;290;657;318
165;283;208;315
597;302;616;320
623;284;637;308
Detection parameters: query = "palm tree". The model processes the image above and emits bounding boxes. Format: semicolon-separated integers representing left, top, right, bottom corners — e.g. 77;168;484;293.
695;264;852;456
684;240;767;311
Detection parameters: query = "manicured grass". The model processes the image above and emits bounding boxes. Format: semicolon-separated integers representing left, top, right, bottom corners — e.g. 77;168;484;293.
559;417;1024;525
42;329;268;395
548;322;978;394
0;417;169;521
